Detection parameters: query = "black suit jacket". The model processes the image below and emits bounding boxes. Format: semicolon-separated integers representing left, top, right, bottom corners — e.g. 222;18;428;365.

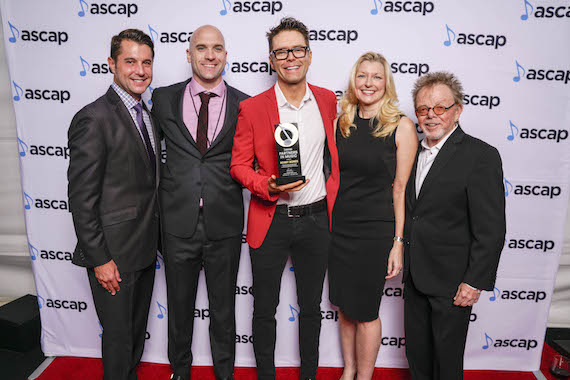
403;127;506;297
151;80;249;239
68;87;159;272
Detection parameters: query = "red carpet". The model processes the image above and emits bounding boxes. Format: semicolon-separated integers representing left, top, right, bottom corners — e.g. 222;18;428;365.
32;343;561;380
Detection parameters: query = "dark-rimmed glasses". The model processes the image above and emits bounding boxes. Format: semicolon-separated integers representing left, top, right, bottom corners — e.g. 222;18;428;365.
415;103;456;116
271;46;309;61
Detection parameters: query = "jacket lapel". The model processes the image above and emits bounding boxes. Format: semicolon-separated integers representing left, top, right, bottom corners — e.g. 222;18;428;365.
143;102;160;185
173;78;198;150
407;146;421;207
415;127;464;204
209;83;237;150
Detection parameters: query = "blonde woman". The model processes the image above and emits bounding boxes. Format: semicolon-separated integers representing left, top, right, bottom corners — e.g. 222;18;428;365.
328;52;418;380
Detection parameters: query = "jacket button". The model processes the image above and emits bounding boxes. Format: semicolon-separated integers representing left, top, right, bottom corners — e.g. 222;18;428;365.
412;216;418;221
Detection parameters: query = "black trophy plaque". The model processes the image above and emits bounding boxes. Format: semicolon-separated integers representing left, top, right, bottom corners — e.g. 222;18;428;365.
274;122;305;185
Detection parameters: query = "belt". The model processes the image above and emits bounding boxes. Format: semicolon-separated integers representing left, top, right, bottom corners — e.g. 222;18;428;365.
275;198;326;218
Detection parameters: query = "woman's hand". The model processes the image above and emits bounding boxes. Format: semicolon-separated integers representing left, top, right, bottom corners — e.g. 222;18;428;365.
385;242;403;279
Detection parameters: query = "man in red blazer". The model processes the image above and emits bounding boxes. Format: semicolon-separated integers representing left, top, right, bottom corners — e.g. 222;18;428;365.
231;17;339;380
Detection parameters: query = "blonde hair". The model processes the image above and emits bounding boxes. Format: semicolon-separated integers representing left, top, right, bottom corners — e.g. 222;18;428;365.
338;52;403;138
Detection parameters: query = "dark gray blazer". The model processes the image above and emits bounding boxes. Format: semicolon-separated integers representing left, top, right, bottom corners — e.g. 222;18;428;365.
68;87;159;272
151;80;249;239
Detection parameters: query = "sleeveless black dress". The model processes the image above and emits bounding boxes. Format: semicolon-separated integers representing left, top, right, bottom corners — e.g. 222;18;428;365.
328;113;397;322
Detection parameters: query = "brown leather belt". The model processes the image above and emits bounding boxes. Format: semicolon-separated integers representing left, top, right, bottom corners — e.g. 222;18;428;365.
275;198;326;218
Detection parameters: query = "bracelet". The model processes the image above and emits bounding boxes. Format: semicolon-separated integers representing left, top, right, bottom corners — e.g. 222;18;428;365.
393;236;404;243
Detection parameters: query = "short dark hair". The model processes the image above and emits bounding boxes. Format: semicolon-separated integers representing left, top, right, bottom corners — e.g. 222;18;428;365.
266;17;310;52
110;29;154;61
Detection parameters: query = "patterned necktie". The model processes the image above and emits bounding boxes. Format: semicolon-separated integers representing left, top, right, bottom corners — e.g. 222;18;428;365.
133;103;156;174
197;92;216;154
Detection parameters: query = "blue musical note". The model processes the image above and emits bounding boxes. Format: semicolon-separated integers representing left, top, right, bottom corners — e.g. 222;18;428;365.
289;266;294;271
98;321;103;338
7;21;19;43
17;138;28;157
78;0;89;17
507;120;519;141
12;81;23;101
513;60;525;82
489;287;500;301
520;0;533;21
157;301;167;319
482;333;493;349
146;86;154;106
23;192;33;210
222;62;229;76
370;0;382;15
37;295;45;309
220;0;232;15
443;24;455;47
148;25;159;44
155;252;164;269
29;243;38;261
503;178;513;197
79;56;90;77
288;304;299;322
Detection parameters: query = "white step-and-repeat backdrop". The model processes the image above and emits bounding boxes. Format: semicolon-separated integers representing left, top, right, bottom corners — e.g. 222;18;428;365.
2;0;569;372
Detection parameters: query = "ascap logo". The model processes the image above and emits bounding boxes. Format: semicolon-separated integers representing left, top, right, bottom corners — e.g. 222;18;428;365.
227;61;275;76
503;178;561;199
505;238;555;252
382;336;405;348
6;21;68;45
370;1;434;16
463;94;500;109
29;243;39;261
506;120;567;142
12;81;71;104
482;333;538;351
219;0;283;15
16;141;69;159
78;1;139;18
155;253;164;269
147;25;193;44
309;29;358;44
79;56;111;76
391;62;429;76
23;192;70;212
44;298;88;312
513;60;570;84
156;301;167;319
520;0;570;20
489;287;547;303
443;24;507;49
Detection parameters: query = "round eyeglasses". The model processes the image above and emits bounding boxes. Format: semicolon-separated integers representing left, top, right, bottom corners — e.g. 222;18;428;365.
415;103;456;116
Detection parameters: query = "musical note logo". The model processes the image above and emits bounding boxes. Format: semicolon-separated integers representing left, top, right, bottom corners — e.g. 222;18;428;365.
23;192;33;210
12;81;23;101
220;0;232;15
443;24;456;47
148;25;159;44
7;21;19;43
520;0;533;21
222;62;229;76
482;332;493;349
370;0;382;15
146;86;154;107
29;242;38;261
489;287;500;301
513;60;525;82
17;137;28;156
155;252;164;269
503;177;513;197
156;301;167;319
289;266;294;271
507;120;519;141
79;56;90;77
78;0;89;17
288;304;299;322
98;321;103;338
37;294;45;309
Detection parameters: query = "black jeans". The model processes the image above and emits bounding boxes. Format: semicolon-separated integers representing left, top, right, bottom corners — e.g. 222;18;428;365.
250;208;330;380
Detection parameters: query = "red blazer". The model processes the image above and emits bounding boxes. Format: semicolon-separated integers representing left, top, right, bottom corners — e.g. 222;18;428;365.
230;84;340;248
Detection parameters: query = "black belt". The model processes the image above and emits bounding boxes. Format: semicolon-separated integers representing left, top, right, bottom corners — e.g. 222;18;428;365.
275;198;326;218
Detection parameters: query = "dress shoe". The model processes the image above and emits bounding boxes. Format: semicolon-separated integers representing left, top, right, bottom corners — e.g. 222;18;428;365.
170;375;185;380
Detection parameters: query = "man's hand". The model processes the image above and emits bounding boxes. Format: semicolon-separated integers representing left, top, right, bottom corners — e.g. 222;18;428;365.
453;282;481;307
94;260;122;295
267;174;309;195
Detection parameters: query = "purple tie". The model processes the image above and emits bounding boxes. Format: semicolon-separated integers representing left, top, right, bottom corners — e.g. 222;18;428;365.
197;92;216;154
134;103;156;173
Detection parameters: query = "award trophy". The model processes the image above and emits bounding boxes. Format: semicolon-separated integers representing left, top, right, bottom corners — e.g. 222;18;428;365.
274;122;305;185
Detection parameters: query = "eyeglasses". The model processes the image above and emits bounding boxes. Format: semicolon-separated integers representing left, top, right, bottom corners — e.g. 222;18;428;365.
415;103;456;116
271;46;309;61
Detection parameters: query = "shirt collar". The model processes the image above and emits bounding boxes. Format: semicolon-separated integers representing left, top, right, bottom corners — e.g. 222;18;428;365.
189;78;226;98
111;82;143;110
420;124;459;152
275;82;312;109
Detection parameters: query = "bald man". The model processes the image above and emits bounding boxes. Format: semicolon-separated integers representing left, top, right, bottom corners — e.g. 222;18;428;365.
151;25;249;380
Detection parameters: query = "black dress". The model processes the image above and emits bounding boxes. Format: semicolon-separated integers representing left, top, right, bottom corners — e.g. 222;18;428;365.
328;113;397;322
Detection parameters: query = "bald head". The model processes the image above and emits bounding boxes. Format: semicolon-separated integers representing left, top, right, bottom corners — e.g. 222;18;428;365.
187;25;227;89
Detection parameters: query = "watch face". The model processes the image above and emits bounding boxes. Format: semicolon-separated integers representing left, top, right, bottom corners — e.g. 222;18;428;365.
274;123;299;148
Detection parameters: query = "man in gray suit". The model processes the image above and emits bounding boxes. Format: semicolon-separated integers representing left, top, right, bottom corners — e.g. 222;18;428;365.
68;29;159;380
151;25;248;380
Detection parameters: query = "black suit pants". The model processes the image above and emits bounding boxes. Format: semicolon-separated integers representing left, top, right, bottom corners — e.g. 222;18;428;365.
250;208;330;380
88;262;155;380
163;210;241;379
404;274;472;380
